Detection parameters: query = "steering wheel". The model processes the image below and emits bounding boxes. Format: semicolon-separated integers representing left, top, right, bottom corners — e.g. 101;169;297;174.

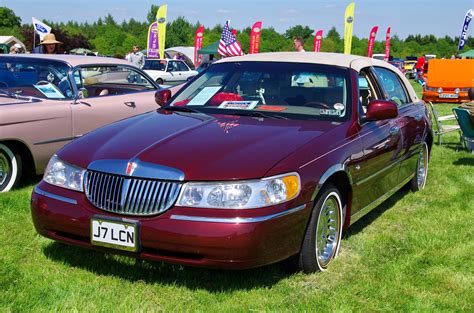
36;80;51;85
303;101;331;109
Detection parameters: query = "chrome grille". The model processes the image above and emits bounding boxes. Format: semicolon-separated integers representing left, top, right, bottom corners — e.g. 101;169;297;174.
84;171;182;216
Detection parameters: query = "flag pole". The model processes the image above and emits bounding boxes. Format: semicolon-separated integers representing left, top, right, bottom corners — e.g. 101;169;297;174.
33;32;36;52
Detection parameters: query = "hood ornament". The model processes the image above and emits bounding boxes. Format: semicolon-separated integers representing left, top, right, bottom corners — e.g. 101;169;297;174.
126;162;137;176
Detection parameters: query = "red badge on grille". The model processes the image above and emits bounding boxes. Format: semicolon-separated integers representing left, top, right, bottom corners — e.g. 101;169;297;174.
126;162;137;176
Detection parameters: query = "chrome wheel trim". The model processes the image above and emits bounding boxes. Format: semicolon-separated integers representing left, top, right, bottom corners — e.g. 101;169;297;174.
0;144;18;192
0;152;9;186
315;191;343;270
417;142;429;190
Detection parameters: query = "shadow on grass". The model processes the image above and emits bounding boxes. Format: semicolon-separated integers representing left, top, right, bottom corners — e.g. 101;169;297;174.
345;185;411;238
453;157;474;166
42;242;291;291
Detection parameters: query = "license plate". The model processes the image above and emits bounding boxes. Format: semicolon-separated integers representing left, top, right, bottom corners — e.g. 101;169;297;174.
439;93;458;99
91;217;139;252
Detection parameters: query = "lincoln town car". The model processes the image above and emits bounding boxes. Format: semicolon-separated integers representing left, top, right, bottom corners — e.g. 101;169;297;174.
32;52;433;272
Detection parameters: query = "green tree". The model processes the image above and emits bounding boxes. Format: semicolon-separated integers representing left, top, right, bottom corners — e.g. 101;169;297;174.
0;7;21;28
147;5;159;24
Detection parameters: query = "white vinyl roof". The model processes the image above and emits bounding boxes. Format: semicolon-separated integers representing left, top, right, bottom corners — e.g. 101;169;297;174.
215;52;419;101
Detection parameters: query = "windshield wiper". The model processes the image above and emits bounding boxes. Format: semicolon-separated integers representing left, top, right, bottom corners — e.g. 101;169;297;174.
162;106;201;113
229;111;289;120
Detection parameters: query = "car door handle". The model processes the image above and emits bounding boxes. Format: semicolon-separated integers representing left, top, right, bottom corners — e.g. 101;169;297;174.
389;126;400;136
414;114;422;121
124;101;136;108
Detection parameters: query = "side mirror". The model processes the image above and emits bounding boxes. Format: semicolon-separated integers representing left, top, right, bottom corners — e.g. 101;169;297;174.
155;89;171;106
365;100;398;121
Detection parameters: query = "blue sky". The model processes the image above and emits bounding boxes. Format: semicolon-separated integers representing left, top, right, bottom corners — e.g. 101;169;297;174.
3;0;473;38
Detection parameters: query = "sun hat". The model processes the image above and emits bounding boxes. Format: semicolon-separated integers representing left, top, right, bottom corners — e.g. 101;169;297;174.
40;33;62;45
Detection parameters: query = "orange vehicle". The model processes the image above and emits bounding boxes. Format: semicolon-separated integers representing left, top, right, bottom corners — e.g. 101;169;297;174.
422;59;474;103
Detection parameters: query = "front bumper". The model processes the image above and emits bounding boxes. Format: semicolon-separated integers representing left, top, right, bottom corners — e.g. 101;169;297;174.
31;182;312;269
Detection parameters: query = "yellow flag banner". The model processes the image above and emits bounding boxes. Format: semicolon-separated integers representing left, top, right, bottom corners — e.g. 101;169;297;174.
156;4;168;59
344;2;355;54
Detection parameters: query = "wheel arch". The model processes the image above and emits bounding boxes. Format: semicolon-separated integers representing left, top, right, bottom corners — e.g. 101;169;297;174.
311;164;353;230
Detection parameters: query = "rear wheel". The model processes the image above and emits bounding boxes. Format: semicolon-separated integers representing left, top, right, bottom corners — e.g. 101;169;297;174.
296;183;343;273
156;78;164;85
411;142;429;192
0;143;22;192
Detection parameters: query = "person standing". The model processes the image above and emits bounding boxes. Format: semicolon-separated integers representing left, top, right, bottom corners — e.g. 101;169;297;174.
293;37;306;52
129;45;145;69
40;33;62;54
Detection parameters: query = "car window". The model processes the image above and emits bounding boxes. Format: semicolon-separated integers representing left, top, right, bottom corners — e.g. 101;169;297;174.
358;71;377;114
167;61;178;72
169;62;352;121
373;67;410;106
75;65;155;98
176;61;189;72
143;60;165;71
0;58;73;99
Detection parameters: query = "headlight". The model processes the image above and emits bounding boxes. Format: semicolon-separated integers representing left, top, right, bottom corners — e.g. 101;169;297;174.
176;172;301;209
43;155;85;192
424;86;436;91
437;88;443;93
454;88;460;94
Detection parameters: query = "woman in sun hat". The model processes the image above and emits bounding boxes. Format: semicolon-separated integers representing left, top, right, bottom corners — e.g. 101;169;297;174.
40;33;62;54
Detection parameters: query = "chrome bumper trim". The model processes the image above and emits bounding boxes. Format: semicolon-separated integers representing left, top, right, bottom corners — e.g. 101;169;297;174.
170;204;307;224
34;186;77;205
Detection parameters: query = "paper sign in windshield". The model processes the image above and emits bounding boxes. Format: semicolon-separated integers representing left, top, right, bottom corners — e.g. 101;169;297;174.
187;86;221;106
218;101;258;110
320;109;343;116
33;83;65;99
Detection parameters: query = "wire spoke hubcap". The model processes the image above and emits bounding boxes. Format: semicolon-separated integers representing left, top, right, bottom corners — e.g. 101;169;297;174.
316;195;341;268
0;153;10;186
417;143;428;189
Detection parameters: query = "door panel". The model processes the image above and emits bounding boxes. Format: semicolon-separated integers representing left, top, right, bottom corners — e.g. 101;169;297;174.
352;119;403;212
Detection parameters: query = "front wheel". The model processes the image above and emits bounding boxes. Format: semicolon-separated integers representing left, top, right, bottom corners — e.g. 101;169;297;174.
297;183;343;273
411;142;429;192
0;143;22;192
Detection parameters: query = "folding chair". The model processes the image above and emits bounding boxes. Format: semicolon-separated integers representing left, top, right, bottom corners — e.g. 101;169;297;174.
427;102;460;145
452;108;474;153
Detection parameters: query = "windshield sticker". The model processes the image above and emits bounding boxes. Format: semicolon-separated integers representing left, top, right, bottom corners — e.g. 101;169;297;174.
218;101;258;110
258;105;287;112
333;103;345;110
33;83;65;99
320;109;343;116
187;86;221;106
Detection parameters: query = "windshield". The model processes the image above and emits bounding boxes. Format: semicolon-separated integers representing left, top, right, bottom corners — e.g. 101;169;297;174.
169;62;351;121
0;57;73;99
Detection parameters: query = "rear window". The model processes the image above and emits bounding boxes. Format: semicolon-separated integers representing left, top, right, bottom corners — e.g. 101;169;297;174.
169;62;351;121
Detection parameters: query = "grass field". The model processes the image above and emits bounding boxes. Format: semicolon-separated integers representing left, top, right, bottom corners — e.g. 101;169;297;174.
1;83;473;311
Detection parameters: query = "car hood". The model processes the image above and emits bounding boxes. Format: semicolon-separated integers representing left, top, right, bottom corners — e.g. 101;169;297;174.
59;110;335;180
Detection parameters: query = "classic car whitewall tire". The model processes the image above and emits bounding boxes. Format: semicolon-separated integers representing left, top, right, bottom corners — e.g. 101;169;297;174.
0;144;22;192
411;142;429;192
298;183;343;273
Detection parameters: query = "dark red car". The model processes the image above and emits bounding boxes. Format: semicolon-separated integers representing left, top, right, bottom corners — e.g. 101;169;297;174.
32;53;433;272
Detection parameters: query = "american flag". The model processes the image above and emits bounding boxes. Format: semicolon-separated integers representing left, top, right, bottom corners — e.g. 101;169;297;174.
218;21;244;57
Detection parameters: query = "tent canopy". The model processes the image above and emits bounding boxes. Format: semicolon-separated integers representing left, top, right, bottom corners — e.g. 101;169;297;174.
198;41;219;55
458;49;474;58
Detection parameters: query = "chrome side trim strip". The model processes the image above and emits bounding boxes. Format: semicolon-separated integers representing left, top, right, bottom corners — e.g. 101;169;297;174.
34;135;81;145
170;204;307;224
349;174;414;226
34;186;78;205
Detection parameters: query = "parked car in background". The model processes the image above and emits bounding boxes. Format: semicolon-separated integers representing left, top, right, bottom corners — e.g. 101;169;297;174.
422;59;474;103
143;59;198;85
32;52;432;273
388;58;406;75
0;54;178;192
404;59;417;78
372;53;386;60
